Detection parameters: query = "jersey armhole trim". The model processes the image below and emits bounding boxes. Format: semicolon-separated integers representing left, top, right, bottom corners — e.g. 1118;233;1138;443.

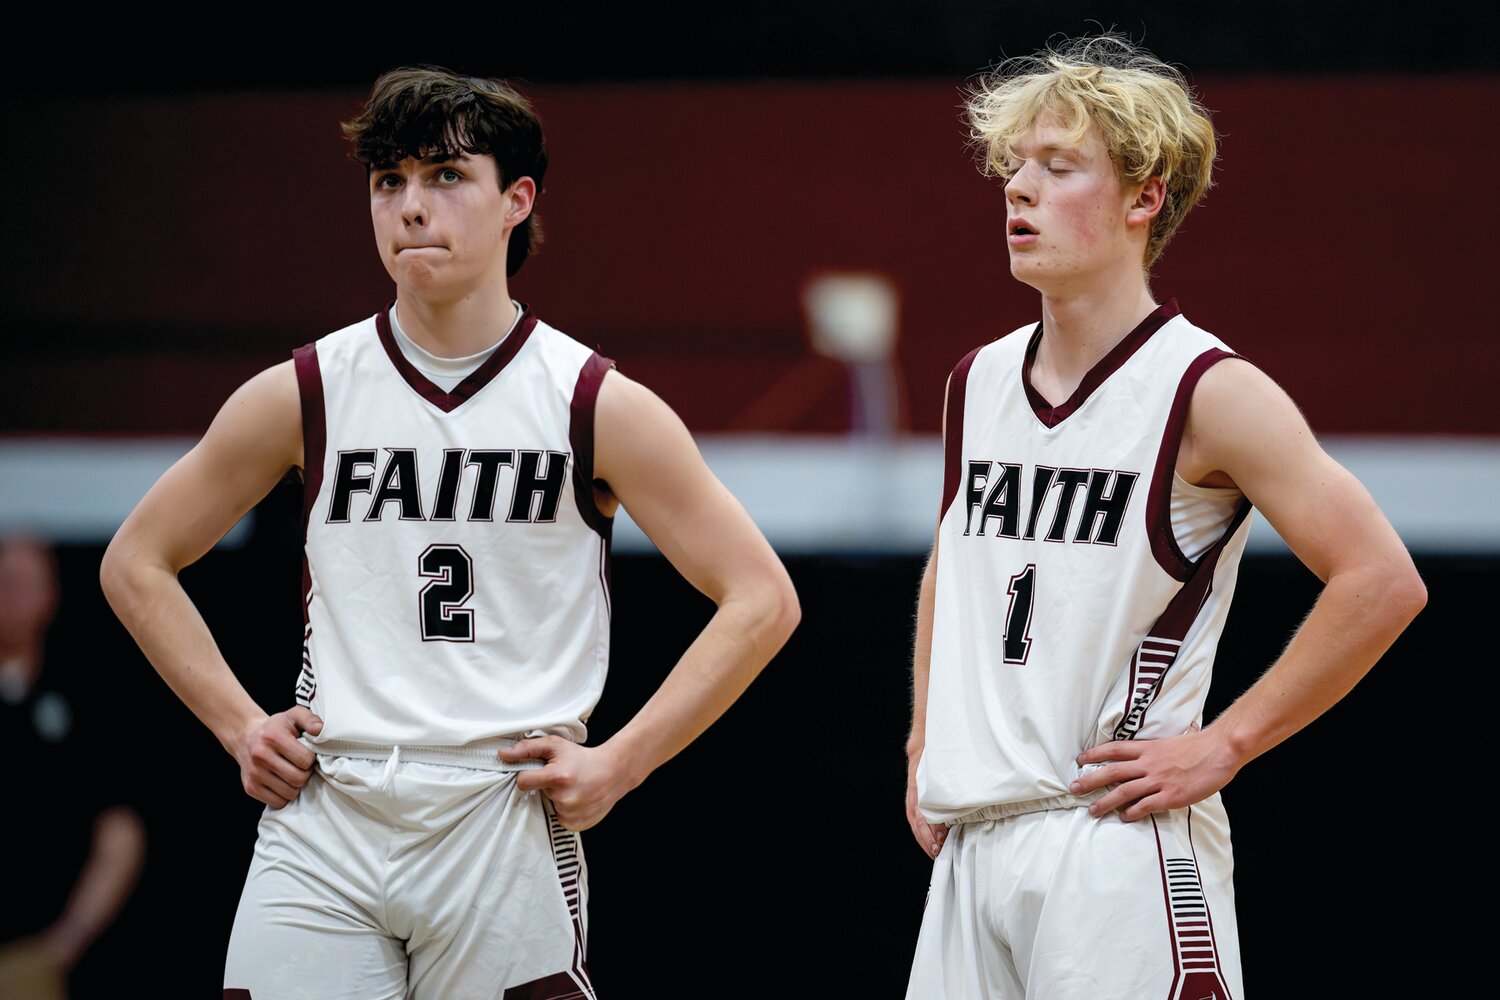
939;345;984;522
293;342;324;624
1146;347;1241;581
569;352;616;540
292;342;325;541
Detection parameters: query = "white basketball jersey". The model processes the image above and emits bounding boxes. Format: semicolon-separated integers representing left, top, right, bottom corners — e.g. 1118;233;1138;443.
918;301;1253;823
291;305;614;747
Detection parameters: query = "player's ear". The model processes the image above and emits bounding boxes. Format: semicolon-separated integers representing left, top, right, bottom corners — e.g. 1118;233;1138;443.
504;177;536;229
1126;175;1165;228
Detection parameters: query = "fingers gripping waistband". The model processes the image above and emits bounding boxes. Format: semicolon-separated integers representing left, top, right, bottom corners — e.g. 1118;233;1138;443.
302;736;546;772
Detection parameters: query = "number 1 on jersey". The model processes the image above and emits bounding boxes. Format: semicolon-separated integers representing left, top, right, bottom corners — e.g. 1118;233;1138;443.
1003;564;1036;664
419;544;475;642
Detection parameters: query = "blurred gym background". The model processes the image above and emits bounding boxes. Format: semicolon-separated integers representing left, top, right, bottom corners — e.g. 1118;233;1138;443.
3;2;1495;995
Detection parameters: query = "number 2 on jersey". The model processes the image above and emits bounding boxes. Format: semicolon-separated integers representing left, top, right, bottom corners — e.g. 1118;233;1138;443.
1003;564;1036;664
418;544;475;642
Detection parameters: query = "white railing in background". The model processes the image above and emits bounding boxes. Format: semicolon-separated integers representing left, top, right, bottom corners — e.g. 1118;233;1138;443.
1;436;1494;555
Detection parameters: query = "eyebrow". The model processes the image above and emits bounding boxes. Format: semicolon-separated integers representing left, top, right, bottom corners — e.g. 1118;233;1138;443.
1011;144;1083;159
370;152;471;171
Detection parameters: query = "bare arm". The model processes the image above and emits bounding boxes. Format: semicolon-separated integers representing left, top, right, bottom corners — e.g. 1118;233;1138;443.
905;546;948;858
503;370;800;829
1075;359;1427;820
100;362;321;808
42;806;147;967
0;807;147;992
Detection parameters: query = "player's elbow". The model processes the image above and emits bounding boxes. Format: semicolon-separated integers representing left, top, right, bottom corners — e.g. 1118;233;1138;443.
745;570;801;658
99;535;131;608
1354;550;1427;629
1386;560;1428;625
99;532;160;618
771;575;802;646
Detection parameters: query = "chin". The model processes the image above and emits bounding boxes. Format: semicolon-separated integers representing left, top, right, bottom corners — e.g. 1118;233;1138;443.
1008;256;1051;291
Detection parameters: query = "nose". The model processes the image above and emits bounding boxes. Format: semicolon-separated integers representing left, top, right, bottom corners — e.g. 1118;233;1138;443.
1005;161;1036;207
401;183;427;228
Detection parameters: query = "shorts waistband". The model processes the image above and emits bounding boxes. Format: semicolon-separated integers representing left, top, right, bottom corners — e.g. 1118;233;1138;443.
304;737;544;772
950;790;1107;825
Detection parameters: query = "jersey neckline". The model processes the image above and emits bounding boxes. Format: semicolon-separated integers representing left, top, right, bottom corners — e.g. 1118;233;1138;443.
375;301;541;413
1021;298;1181;428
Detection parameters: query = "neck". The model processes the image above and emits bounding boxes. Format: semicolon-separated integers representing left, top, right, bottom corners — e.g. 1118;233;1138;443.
395;279;517;358
1035;271;1158;385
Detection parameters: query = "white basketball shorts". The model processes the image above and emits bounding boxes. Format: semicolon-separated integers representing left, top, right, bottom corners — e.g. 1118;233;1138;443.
224;744;594;1000
907;794;1242;1000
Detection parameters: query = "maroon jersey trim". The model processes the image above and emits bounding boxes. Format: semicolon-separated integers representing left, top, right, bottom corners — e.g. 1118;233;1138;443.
1022;299;1181;428
569;353;616;541
293;342;325;624
1147;347;1243;581
375;302;541;413
939;345;984;521
1114;498;1250;740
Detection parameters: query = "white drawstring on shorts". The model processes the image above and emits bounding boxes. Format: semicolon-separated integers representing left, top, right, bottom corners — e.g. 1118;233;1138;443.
379;744;403;793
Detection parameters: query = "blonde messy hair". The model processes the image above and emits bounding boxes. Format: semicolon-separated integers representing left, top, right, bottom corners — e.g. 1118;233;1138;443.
967;34;1216;267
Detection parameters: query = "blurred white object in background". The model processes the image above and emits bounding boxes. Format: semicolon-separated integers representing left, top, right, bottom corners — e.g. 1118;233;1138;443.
803;271;901;439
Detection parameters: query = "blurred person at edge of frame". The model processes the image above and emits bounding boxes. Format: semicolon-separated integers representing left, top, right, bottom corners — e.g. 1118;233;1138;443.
0;536;146;1000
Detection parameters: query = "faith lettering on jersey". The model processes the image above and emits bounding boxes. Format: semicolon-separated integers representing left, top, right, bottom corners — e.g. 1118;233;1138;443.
326;448;569;524
963;460;1138;545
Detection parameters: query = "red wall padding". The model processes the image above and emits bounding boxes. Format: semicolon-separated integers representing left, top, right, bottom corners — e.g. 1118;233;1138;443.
6;76;1496;434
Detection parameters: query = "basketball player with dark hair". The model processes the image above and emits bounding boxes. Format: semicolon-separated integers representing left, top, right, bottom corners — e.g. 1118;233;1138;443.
904;36;1425;998
102;67;800;998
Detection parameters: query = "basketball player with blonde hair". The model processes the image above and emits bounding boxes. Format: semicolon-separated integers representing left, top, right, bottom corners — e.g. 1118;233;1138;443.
102;66;800;998
905;36;1424;998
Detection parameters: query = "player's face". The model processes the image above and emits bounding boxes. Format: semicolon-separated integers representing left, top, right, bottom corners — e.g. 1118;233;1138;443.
1001;118;1147;293
368;152;529;302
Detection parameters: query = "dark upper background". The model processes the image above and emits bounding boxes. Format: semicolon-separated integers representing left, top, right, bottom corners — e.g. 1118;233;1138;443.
4;0;1498;436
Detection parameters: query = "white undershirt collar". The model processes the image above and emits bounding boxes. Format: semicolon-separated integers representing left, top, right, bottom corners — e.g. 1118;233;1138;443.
389;302;524;393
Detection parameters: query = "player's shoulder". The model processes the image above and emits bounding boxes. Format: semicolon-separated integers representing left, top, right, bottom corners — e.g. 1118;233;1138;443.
300;311;382;362
1161;307;1237;358
946;319;1036;392
524;310;608;368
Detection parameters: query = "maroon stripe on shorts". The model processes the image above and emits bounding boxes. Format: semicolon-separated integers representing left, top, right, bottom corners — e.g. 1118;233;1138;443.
1153;811;1235;1000
502;971;593;1000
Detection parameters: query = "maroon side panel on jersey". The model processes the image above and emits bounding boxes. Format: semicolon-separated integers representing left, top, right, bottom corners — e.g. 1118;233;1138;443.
939;346;984;522
1116;496;1250;740
293;342;325;621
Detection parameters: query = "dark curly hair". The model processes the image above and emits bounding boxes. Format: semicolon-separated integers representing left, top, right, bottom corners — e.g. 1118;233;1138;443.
343;67;548;276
